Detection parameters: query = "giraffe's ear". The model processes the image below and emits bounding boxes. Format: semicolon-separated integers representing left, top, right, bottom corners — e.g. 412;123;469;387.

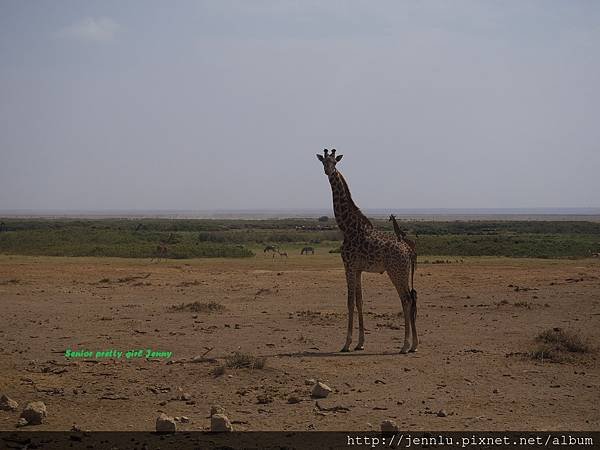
335;154;343;162
316;154;324;162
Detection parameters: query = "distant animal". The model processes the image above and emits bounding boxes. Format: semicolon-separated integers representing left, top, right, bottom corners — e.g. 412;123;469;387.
151;243;169;262
278;251;288;258
0;222;6;232
317;148;417;354
134;223;144;232
264;245;278;254
151;234;175;262
301;247;314;255
389;214;417;292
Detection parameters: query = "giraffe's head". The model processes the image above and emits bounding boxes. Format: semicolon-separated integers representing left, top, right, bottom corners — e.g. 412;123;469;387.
316;148;343;176
389;214;396;222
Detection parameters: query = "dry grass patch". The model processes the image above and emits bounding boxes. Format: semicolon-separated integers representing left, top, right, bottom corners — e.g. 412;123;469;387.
225;351;267;369
212;351;267;377
530;328;592;362
169;301;225;313
513;301;531;309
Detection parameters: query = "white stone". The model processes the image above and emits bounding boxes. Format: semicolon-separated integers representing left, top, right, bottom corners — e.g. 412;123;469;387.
20;401;47;425
311;382;332;398
155;413;176;432
211;414;233;432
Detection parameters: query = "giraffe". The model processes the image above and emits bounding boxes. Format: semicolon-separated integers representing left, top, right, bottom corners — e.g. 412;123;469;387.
389;214;417;293
317;149;418;353
301;247;315;255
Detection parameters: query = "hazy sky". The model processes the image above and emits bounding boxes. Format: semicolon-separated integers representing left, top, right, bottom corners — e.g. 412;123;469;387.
1;1;599;211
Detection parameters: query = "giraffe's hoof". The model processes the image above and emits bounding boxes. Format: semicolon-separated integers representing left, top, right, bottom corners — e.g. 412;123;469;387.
340;347;350;353
409;347;418;353
400;347;410;354
354;345;364;351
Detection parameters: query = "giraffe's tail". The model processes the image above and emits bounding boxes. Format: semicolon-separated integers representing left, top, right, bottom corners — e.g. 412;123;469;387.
410;288;417;321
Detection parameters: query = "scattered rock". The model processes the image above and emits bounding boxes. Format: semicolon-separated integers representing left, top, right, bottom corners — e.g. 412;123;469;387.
181;392;191;401
0;394;18;411
493;389;499;394
180;416;190;423
381;419;399;432
20;401;47;425
288;395;301;404
437;409;448;417
305;378;316;385
211;414;233;432
257;394;273;404
16;418;28;427
155;413;176;432
311;382;332;399
211;405;225;416
315;401;350;412
71;424;82;432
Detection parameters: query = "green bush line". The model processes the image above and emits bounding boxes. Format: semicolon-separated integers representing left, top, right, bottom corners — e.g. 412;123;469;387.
0;218;598;259
3;218;600;235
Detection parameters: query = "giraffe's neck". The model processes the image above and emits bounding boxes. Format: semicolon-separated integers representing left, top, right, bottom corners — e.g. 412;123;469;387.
391;216;404;238
328;170;372;236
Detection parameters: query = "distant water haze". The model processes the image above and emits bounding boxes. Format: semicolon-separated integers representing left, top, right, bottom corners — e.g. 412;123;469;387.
1;2;599;211
2;208;600;222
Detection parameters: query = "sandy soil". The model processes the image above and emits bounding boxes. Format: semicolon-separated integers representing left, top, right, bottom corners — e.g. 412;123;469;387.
0;254;599;431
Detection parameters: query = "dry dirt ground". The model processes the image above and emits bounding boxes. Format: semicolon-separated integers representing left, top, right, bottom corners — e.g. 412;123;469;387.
0;254;599;431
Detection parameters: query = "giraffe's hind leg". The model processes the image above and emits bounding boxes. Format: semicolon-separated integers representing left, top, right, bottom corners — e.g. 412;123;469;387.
354;271;365;351
409;288;418;352
340;267;356;352
387;267;416;354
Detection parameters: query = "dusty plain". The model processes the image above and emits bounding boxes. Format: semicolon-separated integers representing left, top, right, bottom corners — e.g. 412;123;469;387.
0;254;598;431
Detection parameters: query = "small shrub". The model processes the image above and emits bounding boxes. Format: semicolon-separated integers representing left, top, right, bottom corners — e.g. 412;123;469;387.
225;352;267;369
513;301;531;309
169;301;225;313
530;328;591;362
537;328;590;353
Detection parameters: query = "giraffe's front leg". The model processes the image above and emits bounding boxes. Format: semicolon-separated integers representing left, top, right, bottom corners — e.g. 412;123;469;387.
354;271;365;351
341;268;356;352
399;295;412;354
